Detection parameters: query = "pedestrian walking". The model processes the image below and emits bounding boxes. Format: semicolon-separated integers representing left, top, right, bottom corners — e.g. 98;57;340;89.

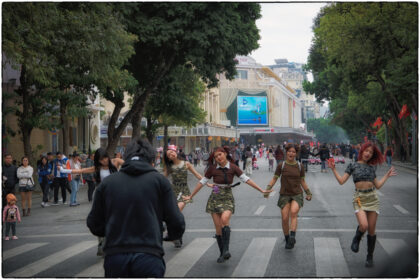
313;143;330;173
51;152;70;205
183;146;271;263
234;145;241;167
299;144;310;172
46;152;55;201
274;145;284;166
3;193;21;240
87;138;185;278
268;148;274;172
84;153;95;202
328;142;397;267
193;151;198;167
2;154;18;208
66;153;83;207
17;156;35;216
244;146;253;175
265;143;312;249
384;146;393;167
37;156;52;207
163;145;204;248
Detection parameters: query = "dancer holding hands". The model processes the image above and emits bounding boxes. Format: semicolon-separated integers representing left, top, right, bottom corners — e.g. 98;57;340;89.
183;146;271;263
265;143;312;249
328;142;397;267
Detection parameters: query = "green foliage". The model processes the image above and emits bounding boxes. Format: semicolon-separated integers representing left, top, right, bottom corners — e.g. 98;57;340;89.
307;118;349;144
304;2;418;148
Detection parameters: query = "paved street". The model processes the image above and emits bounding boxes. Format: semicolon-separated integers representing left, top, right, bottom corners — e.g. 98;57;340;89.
2;158;417;277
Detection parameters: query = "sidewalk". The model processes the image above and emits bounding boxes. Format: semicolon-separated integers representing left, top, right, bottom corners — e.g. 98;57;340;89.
391;160;417;171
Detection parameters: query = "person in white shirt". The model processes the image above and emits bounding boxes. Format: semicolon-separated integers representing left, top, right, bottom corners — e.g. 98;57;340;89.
17;156;34;216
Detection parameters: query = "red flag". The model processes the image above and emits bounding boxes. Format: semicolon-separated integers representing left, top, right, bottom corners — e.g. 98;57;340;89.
372;117;383;128
399;104;410;119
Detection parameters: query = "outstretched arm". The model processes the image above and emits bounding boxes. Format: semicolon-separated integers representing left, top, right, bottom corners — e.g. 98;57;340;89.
246;178;272;194
374;166;397;189
183;182;204;201
112;158;124;169
328;160;350;185
59;166;95;174
185;162;203;180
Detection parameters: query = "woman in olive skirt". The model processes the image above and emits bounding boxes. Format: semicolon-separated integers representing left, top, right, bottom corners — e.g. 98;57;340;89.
184;146;271;263
328;142;397;267
265;143;312;250
163;145;204;248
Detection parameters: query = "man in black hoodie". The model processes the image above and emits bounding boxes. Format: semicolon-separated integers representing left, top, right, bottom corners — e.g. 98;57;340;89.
87;138;185;278
2;154;18;208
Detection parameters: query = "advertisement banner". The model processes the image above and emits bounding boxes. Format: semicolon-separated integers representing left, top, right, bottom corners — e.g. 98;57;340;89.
237;96;268;125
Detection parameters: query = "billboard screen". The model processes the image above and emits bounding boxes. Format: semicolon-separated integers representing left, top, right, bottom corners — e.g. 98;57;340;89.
237;96;268;125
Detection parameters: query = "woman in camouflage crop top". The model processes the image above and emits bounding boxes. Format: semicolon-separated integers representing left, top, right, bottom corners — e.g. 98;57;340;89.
328;142;397;268
163;145;204;248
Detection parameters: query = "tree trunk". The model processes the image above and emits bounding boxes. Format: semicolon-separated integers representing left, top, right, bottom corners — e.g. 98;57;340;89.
163;124;169;151
131;110;142;139
60;99;69;156
145;116;155;144
106;97;124;155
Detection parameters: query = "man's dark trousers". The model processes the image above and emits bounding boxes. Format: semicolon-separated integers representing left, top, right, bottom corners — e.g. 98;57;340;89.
104;252;165;278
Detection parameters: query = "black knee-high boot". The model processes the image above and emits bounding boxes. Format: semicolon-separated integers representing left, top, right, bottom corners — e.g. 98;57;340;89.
284;234;290;249
285;231;296;249
221;226;231;260
365;234;376;267
216;235;224;263
351;226;365;253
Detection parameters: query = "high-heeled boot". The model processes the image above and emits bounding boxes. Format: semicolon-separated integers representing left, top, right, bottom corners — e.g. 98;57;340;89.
221;226;231;260
365;234;376;267
216;235;224;263
27;208;31;216
351;226;365;253
22;209;26;216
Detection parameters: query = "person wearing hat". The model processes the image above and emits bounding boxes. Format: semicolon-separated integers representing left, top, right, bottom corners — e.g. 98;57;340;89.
162;144;204;248
66;152;83;207
3;193;21;240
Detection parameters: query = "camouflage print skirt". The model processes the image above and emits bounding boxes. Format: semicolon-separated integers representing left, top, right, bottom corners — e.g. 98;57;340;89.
206;187;235;214
172;183;192;203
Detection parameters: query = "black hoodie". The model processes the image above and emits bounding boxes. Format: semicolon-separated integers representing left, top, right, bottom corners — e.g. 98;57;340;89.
87;157;185;258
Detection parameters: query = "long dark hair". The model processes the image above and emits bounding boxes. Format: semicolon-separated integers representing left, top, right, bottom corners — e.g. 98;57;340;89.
163;148;183;176
207;146;235;169
94;148;117;183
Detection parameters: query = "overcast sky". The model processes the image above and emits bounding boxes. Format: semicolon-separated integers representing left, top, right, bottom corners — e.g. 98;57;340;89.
250;3;326;66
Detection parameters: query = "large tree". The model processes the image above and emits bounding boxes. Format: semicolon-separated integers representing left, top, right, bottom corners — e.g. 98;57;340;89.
2;3;136;160
304;2;417;160
143;65;206;149
103;3;261;154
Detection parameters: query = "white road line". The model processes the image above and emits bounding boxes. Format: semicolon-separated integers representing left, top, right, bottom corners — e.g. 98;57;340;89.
19;233;92;238
165;238;215;277
314;237;350;277
5;240;97;277
254;205;266;215
3;243;49;260
185;228;417;233
376;190;384;196
393;204;410;215
232;237;276;277
378;238;409;256
75;260;104;277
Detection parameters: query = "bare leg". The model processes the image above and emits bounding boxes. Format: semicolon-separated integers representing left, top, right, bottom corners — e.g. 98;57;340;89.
355;210;368;232
211;213;223;235
220;210;232;227
27;191;33;209
366;211;378;236
178;202;186;212
289;200;300;232
20;192;27;210
281;203;291;235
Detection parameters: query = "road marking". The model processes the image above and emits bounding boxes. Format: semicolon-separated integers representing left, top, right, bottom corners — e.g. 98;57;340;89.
314;237;350;277
5;240;97;277
376;190;384;196
185;228;416;233
378;238;409;256
75;260;104;277
232;237;276;277
254;205;266;215
165;238;215;277
393;204;409;215
18;233;92;238
3;243;49;260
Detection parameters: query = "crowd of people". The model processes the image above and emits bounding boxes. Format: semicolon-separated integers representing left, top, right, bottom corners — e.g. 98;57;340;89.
2;139;397;277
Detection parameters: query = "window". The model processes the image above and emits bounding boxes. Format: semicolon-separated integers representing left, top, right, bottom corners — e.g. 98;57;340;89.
235;70;248;80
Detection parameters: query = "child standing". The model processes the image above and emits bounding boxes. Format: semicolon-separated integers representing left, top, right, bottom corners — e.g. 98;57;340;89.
3;193;21;240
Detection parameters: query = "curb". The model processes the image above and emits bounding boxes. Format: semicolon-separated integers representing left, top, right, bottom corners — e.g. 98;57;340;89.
392;161;417;171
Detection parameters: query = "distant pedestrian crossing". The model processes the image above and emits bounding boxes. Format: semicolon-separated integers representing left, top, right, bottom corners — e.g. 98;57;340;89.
3;234;414;278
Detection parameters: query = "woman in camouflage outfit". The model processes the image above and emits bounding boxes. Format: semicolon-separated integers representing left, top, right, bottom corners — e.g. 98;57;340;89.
184;146;272;263
163;145;204;247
